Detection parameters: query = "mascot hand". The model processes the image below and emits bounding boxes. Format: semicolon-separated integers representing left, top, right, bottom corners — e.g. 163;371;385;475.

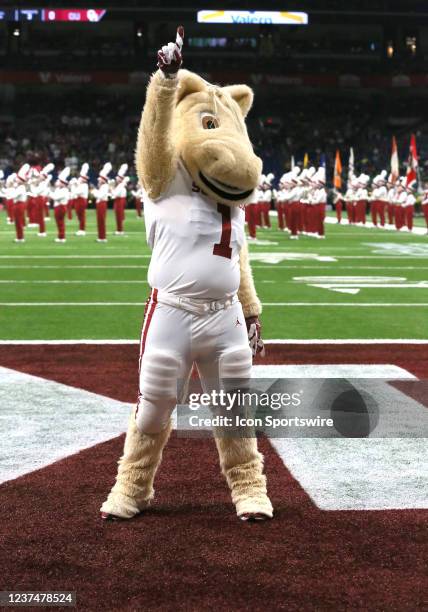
246;316;265;358
157;26;184;77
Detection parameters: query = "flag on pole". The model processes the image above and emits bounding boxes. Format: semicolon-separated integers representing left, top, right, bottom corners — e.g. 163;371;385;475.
291;155;295;169
303;153;309;168
348;147;354;187
406;133;418;188
390;136;399;183
334;150;342;189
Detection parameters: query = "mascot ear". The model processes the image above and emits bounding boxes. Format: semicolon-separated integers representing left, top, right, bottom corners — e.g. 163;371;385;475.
176;70;207;104
222;84;254;118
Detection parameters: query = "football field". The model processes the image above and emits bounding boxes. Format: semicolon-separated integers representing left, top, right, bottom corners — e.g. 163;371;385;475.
1;208;427;611
1;209;427;340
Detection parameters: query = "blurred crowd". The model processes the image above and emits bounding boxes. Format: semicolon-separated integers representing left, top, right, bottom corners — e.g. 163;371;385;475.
1;91;427;187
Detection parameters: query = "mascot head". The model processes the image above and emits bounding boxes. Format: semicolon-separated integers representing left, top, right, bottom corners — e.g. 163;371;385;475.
173;70;262;206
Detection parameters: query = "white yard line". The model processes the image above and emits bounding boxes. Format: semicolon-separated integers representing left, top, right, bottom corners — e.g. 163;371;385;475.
0;339;427;345
0;255;152;259
0;265;149;269
0;265;425;271
1;302;427;307
252;265;428;270
0;280;147;284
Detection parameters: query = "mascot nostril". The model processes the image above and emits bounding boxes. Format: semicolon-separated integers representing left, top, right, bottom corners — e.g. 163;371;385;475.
100;26;272;524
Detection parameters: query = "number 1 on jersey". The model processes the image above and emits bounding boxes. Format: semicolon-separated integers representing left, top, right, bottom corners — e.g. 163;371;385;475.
213;203;232;259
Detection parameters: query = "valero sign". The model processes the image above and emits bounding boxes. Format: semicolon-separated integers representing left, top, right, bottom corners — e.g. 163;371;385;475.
197;10;308;25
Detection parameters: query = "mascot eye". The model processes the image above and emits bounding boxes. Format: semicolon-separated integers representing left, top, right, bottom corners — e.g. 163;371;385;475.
201;114;219;130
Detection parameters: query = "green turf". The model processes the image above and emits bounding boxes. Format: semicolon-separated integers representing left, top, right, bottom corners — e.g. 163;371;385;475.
0;209;427;340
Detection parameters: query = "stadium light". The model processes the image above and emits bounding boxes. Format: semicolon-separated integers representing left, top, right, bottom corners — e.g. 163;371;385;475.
197;10;308;25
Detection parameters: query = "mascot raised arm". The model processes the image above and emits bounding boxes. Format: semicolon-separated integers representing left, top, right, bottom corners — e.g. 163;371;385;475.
101;27;273;522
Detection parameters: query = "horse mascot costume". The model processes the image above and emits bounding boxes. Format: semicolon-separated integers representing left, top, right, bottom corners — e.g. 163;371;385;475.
101;27;273;522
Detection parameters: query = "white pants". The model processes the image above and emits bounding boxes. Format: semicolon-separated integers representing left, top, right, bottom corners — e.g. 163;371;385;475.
136;288;252;433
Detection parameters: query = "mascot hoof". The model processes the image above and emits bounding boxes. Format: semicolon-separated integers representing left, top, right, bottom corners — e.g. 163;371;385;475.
240;512;272;522
235;495;273;521
101;511;124;521
100;491;150;520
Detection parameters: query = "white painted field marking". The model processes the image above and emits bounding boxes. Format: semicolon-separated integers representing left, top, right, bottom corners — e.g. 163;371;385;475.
0;367;132;484
263;338;428;344
1;265;426;270
248;239;279;246
337;255;428;259
271;437;428;510
0;280;148;284
325;216;428;236
253;364;415;379
293;275;428;294
263;302;428;307
0;265;149;269
0;339;427;344
0;255;152;259
263;362;428;511
2;363;426;511
365;242;428;256
250;252;337;263
252;266;428;270
2;302;428;307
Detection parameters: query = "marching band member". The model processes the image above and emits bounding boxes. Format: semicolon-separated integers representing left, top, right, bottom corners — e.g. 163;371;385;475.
344;178;356;224
36;163;54;237
3;173;16;225
313;167;326;239
399;179;416;231
27;168;40;228
262;173;273;228
131;184;143;218
355;174;369;225
14;164;30;243
370;171;387;227
386;174;397;227
246;185;258;240
287;166;301;235
52;167;70;243
67;178;77;220
302;167;316;235
256;175;265;227
275;175;286;231
422;185;428;234
112;164;129;235
288;171;301;239
332;188;343;223
93;162;112;243
74;163;90;236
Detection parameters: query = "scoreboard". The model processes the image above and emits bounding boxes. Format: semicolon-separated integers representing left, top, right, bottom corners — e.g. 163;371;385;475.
0;8;106;22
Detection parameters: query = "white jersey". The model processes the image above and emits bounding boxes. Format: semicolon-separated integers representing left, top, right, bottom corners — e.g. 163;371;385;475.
262;189;272;203
3;185;16;201
52;186;69;207
143;161;246;300
355;187;368;201
93;182;110;202
112;182;127;199
14;183;27;203
75;180;89;199
372;185;388;201
399;192;416;207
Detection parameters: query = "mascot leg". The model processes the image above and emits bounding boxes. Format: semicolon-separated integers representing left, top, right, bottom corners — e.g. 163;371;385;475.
101;413;172;520
199;342;273;521
214;434;273;521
